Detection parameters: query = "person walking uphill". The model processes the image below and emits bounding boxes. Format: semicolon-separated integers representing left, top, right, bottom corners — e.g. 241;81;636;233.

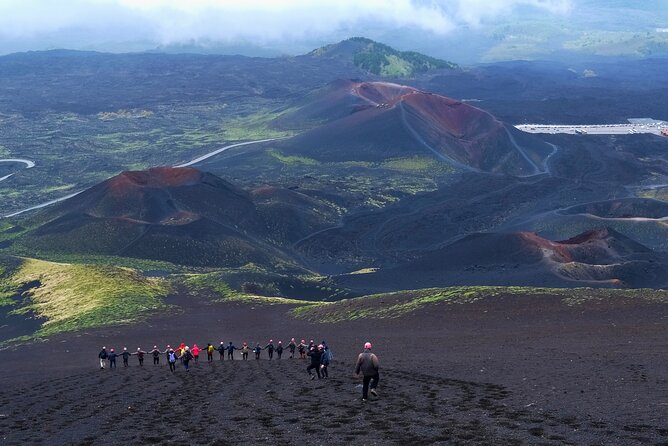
288;338;296;359
240;342;250;360
167;348;177;372
98;346;108;369
355;342;380;402
206;343;214;363
218;342;226;361
276;341;284;360
121;348;131;367
150;346;161;365
265;340;275;360
306;346;323;380
181;346;194;371
227;341;237;360
191;344;201;363
253;343;263;360
107;348;118;369
134;348;147;366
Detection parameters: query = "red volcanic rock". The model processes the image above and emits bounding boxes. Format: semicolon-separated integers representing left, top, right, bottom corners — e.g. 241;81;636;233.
106;167;203;193
277;80;552;175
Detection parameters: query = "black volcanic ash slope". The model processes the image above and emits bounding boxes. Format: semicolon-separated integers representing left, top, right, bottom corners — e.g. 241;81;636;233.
20;167;333;268
341;228;668;290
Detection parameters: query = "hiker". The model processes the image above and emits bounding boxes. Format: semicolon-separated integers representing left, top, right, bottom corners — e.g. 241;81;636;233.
253;343;263;360
306;345;323;380
134;348;147;366
308;340;315;351
192;344;201;363
206;343;215;362
121;347;131;367
298;340;307;359
107;348;118;369
287;338;296;358
181;346;194;371
98;346;108;369
150;346;161;365
217;342;226;360
355;342;380;402
227;341;237;360
265;340;275;360
240;342;250;360
320;344;332;378
276;341;284;359
167;348;177;372
178;343;186;363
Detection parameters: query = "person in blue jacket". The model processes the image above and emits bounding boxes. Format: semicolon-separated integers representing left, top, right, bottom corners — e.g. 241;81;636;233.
107;348;118;369
253;343;263;360
217;341;226;360
227;341;237;360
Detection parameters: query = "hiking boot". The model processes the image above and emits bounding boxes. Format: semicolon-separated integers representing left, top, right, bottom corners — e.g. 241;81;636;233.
370;389;378;397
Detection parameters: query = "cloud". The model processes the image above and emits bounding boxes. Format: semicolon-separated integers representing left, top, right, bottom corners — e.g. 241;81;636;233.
0;0;572;47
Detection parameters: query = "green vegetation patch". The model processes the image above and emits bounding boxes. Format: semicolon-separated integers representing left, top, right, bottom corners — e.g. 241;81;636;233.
222;112;295;140
268;149;320;166
4;257;171;338
292;286;668;323
181;271;320;305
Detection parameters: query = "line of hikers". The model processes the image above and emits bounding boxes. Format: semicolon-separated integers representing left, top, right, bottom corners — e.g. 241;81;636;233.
98;338;333;373
98;340;378;401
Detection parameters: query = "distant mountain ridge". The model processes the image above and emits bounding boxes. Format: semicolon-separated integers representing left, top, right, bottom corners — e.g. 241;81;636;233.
308;37;457;78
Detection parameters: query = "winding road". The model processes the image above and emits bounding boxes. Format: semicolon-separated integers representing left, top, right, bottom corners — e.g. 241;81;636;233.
0;158;35;182
2;138;281;218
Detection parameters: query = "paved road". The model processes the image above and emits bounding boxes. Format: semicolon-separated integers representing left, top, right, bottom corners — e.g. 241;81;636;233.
3;138;281;218
0;158;35;182
516;123;667;136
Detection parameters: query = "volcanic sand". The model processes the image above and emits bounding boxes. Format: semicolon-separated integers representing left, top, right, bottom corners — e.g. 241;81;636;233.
1;292;667;445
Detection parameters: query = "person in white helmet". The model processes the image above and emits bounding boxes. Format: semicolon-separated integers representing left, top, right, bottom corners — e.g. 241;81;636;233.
355;342;379;401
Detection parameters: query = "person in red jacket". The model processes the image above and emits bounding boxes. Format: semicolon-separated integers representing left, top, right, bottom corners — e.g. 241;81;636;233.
355;342;380;402
191;344;201;363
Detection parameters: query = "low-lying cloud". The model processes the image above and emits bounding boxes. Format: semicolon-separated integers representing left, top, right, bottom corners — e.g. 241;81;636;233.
0;0;573;49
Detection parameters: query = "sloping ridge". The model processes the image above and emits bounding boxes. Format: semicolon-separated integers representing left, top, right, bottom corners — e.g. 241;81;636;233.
23;167;302;267
276;80;552;175
346;228;668;289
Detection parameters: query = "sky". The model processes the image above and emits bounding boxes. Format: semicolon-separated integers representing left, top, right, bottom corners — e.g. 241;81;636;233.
0;0;573;53
0;0;665;62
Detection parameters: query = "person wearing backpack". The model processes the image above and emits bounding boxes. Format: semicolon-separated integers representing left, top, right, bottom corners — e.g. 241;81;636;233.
306;345;323;380
240;342;250;360
217;342;226;361
181;346;194;371
355;342;380;402
287;338;297;358
320;344;332;378
206;343;215;362
167;348;177;372
134;348;147;366
265;340;275;360
98;346;108;369
107;348;118;369
227;341;237;360
150;346;161;365
298;340;307;359
276;341;284;359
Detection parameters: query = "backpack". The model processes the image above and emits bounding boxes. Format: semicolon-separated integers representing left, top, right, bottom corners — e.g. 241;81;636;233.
168;352;176;363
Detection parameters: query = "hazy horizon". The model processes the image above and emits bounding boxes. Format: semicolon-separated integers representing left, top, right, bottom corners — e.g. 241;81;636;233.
1;1;667;63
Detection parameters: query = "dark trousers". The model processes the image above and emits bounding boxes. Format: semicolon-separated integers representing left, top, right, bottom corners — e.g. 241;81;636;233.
306;364;321;378
123;359;129;367
153;356;160;365
207;353;213;362
219;352;224;360
228;351;234;360
321;364;329;378
242;352;248;360
109;359;116;369
183;360;190;371
362;373;379;399
138;358;144;366
268;350;273;360
277;351;282;359
169;361;176;372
